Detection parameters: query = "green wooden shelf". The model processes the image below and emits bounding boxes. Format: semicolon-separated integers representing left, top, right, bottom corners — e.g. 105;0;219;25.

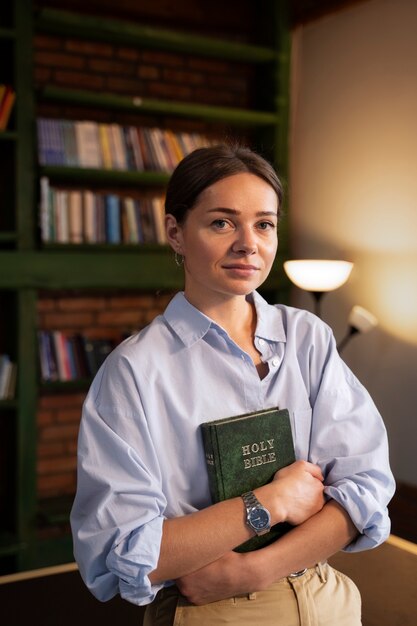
0;399;18;411
0;131;18;141
39;86;279;126
42;242;165;252
0;27;16;40
0;249;287;290
0;231;18;243
36;8;277;63
0;535;25;557
40;379;91;393
39;165;171;187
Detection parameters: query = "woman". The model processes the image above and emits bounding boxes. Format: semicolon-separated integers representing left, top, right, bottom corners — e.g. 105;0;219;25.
71;144;395;625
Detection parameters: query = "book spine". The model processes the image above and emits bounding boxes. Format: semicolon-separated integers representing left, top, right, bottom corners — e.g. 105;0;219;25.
201;426;221;503
105;194;121;243
0;86;16;131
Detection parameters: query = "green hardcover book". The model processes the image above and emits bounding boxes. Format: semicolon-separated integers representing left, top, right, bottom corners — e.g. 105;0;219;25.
200;407;295;552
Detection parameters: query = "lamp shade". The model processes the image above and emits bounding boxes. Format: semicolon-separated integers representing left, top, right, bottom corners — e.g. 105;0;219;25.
348;305;378;333
283;260;353;292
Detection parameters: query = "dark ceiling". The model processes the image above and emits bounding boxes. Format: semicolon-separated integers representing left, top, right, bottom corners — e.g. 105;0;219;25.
291;0;368;25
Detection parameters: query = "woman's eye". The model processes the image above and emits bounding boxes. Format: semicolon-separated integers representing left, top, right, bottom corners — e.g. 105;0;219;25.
257;221;276;230
212;219;229;229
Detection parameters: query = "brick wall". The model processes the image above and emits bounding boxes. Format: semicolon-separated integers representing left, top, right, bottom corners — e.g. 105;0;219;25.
34;29;255;146
36;290;174;500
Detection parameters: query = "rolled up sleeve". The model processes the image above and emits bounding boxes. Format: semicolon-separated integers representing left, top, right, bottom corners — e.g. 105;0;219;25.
308;327;395;552
70;352;168;606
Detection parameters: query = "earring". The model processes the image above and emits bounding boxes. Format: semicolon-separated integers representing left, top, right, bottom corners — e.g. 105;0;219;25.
174;252;184;267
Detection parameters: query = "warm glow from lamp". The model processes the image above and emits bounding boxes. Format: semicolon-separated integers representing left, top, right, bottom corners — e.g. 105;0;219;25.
283;260;354;292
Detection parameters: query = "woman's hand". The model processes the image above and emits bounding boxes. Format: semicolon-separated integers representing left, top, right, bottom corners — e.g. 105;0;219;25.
176;551;254;605
258;460;325;526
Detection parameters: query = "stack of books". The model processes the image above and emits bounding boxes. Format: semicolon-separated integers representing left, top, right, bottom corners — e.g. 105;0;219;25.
38;331;116;382
0;354;17;399
0;85;16;131
37;118;215;172
39;178;166;245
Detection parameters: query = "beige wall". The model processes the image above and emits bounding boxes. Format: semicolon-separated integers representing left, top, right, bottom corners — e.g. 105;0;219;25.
290;0;417;485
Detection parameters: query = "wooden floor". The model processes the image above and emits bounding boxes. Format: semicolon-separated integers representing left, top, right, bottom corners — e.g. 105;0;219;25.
388;481;417;544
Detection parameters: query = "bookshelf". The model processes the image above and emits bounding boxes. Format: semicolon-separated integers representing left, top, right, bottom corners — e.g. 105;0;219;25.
0;0;291;574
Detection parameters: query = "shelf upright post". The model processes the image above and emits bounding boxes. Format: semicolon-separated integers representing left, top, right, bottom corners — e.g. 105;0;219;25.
16;0;36;251
16;288;38;571
273;0;291;278
15;0;38;571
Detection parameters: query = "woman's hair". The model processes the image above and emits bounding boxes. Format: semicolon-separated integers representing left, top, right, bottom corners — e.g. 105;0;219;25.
165;143;284;224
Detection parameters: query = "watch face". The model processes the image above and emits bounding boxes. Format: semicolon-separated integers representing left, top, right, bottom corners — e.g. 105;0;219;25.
249;506;270;530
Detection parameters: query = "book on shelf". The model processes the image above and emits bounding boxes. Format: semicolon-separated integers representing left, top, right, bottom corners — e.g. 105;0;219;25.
0;85;16;131
75;121;102;169
105;194;121;244
0;354;17;400
38;331;116;382
39;178;166;245
36;118;215;172
200;407;295;552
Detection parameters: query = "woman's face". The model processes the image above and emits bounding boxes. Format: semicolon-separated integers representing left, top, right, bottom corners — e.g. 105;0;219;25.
166;172;279;309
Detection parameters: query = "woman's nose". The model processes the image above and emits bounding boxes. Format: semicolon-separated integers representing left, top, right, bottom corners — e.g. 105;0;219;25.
231;228;257;254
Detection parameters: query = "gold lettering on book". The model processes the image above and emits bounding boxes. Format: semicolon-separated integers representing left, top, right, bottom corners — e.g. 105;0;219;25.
241;439;276;469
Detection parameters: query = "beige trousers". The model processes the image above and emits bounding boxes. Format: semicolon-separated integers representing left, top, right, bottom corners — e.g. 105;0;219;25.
143;563;362;626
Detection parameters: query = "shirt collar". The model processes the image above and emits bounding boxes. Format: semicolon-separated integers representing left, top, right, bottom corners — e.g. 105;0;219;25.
164;291;286;347
251;291;286;343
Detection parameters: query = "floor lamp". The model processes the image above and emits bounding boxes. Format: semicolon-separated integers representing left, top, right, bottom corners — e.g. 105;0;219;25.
283;259;354;318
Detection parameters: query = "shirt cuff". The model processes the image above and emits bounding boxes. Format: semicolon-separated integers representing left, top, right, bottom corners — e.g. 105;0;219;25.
106;515;166;606
324;485;391;552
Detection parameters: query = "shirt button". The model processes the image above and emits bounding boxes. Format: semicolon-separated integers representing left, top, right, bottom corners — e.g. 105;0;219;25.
258;338;265;346
271;358;279;367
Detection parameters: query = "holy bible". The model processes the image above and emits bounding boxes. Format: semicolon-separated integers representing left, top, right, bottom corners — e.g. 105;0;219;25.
200;407;295;552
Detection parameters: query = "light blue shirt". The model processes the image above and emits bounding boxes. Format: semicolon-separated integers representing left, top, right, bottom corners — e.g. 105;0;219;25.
70;291;395;606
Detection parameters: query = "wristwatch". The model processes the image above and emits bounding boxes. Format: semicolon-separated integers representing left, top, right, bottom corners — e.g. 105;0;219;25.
241;490;271;536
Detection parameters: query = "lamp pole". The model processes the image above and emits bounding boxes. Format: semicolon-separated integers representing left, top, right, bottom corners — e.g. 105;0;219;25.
312;291;324;318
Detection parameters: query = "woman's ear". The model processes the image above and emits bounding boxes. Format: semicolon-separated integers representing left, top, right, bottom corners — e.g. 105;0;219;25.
165;214;184;253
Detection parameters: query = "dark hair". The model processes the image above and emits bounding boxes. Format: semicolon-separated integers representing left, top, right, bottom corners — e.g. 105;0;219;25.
165;143;284;224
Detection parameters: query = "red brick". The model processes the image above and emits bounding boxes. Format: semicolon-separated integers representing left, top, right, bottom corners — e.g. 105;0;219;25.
96;310;143;327
137;65;160;80
88;58;136;76
56;408;82;424
39;424;79;441
141;50;185;67
117;47;140;61
66;440;79;455
34;67;52;84
192;86;235;106
35;50;86;70
34;34;63;50
38;442;66;458
57;297;107;312
41;311;95;329
65;39;113;57
54;70;105;90
37;473;76;497
83;328;123;341
38;393;86;409
148;81;192;100
187;57;232;74
163;68;205;86
37;410;55;426
108;295;156;309
38;456;77;475
106;76;145;94
37;299;58;312
208;73;249;94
